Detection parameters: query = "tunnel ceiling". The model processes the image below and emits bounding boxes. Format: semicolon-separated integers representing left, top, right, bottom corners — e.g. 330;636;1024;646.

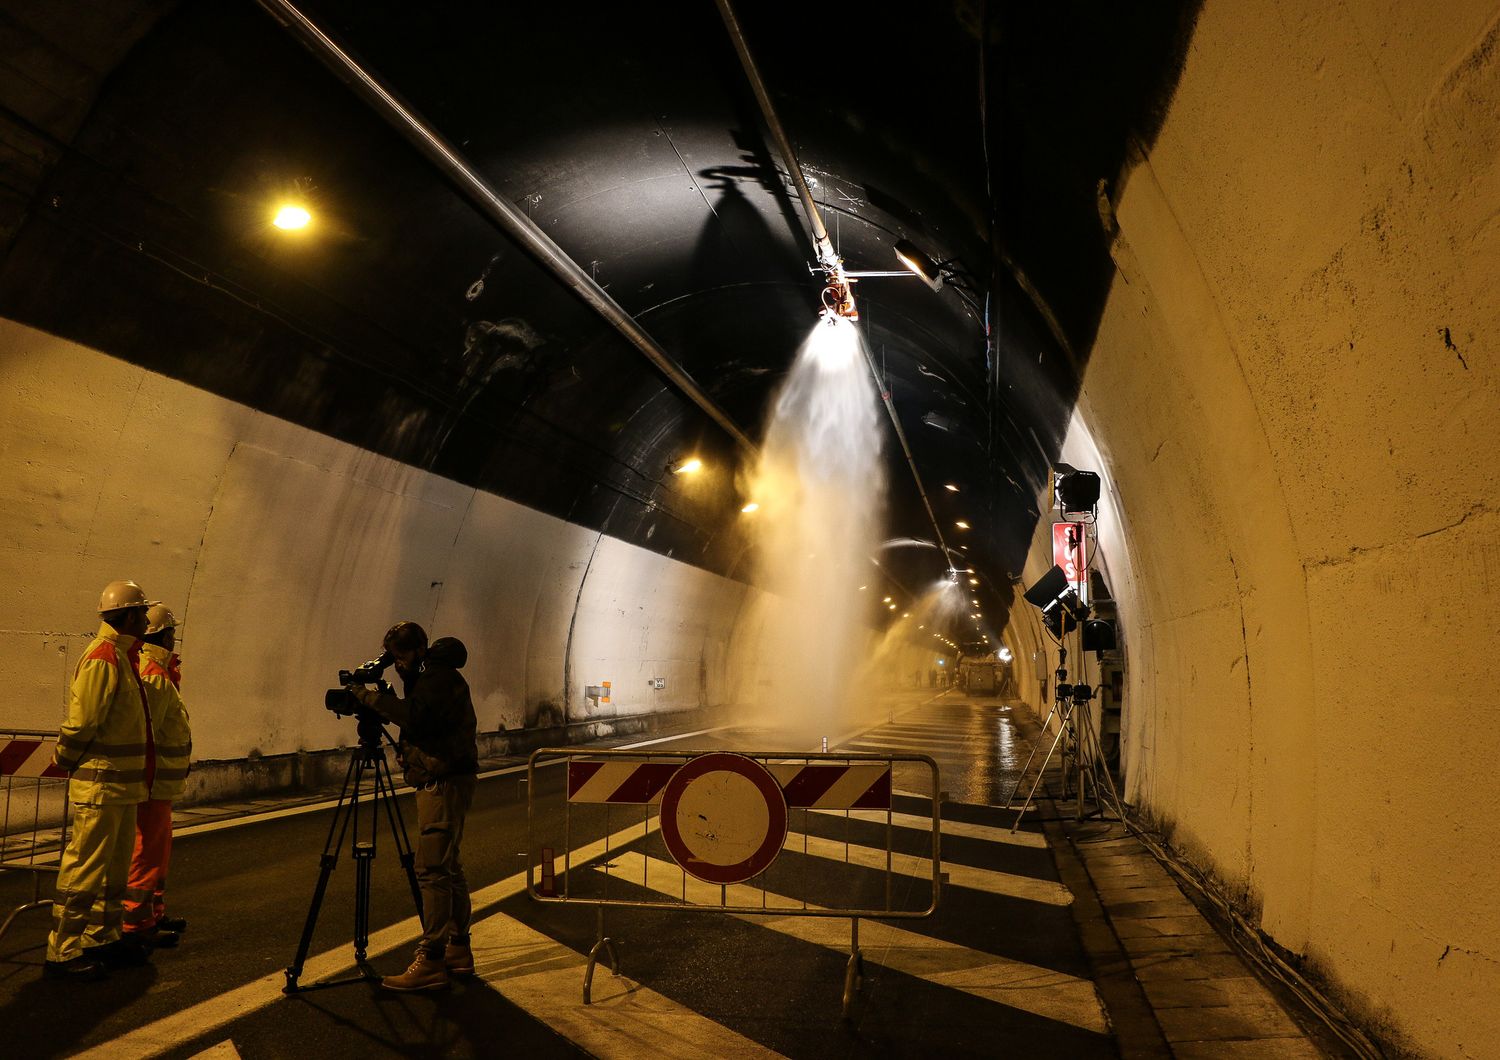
0;0;1197;648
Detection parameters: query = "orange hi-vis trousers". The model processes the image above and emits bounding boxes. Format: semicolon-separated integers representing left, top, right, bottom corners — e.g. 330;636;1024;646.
122;799;173;934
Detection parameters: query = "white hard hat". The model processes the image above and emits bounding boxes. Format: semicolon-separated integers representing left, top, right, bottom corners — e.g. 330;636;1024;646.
145;604;177;634
97;580;157;614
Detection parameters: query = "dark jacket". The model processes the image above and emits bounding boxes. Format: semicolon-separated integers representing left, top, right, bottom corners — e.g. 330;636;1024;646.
359;637;478;786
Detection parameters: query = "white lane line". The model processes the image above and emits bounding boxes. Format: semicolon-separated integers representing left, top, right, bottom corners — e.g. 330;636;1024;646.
602;852;1106;1034
74;817;719;1060
467;914;784;1058
777;830;1071;906
806;807;1050;850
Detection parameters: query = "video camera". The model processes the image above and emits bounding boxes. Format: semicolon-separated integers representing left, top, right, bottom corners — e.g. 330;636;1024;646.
324;650;393;717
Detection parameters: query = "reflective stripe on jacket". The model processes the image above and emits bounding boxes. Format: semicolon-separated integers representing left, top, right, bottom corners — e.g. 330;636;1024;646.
140;644;191;801
55;623;154;804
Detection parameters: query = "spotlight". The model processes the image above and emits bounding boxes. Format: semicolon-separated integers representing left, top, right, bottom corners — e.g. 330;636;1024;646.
894;239;943;291
1053;463;1101;520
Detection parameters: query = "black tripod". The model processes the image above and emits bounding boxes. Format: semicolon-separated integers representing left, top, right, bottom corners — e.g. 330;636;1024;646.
284;709;422;992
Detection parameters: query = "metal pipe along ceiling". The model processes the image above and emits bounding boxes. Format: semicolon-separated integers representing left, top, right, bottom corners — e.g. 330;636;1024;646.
254;0;758;459
712;0;953;567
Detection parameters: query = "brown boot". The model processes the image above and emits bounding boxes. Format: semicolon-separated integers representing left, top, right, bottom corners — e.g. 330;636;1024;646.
444;939;474;977
381;951;449;991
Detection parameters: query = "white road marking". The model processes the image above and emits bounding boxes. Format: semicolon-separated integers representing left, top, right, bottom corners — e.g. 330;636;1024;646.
466;908;783;1058
602;852;1107;1034
73;816;746;1060
806;807;1051;850
777;829;1071;906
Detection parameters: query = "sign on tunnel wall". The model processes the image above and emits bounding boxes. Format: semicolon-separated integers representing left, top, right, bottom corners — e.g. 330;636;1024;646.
1052;522;1088;605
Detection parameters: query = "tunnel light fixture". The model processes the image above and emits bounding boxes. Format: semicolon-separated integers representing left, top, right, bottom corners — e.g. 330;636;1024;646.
740;502;759;513
888;603;897;611
902;612;910;618
273;204;312;230
943;483;960;492
882;596;892;603
894;239;944;291
672;457;703;475
955;520;970;530
968;577;979;585
858;585;867;591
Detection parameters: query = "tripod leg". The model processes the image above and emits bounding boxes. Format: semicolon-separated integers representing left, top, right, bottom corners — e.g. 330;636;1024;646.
1011;703;1074;832
376;753;423;919
285;753;360;993
1004;701;1059;809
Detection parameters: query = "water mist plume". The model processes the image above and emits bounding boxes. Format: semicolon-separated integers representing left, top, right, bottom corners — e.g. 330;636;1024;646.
739;316;886;741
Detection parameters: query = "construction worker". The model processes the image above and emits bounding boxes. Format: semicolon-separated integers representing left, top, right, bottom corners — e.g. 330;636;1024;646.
122;604;191;947
44;580;159;980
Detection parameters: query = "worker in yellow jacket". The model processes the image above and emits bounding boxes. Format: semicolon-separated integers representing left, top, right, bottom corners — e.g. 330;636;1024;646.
44;581;159;981
122;604;191;946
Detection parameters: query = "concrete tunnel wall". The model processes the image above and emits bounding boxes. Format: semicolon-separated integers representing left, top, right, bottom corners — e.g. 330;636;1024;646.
1000;1;1500;1054
1;320;935;768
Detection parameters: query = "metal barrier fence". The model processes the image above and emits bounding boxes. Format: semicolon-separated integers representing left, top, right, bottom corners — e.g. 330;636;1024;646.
0;729;71;942
527;747;943;1018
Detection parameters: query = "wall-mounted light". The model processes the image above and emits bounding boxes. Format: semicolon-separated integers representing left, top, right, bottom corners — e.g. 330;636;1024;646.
943;483;960;493
968;577;979;585
273;204;312;230
955;520;970;530
740;502;759;513
672;457;703;475
894;239;944;291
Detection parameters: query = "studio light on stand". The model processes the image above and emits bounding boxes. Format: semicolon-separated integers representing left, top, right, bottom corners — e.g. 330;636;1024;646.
1006;563;1126;831
1052;462;1101;523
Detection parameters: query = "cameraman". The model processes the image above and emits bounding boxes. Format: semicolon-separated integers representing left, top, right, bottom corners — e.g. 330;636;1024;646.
353;621;478;991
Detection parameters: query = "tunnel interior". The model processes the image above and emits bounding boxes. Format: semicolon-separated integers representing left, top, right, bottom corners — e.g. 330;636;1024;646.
2;0;1497;1055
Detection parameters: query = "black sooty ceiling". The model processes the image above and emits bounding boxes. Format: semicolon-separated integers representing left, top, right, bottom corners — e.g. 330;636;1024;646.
0;0;1199;647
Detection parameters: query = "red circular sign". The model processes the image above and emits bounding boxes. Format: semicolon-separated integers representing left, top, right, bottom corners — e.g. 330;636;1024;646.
659;753;788;885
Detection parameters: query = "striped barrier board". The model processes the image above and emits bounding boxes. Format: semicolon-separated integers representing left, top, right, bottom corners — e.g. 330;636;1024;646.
567;759;891;810
0;738;67;779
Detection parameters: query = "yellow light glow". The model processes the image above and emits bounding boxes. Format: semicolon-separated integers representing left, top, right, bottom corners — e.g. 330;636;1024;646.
902;612;910;618
882;596;892;603
888;604;897;611
740;502;759;513
273;204;312;230
858;585;867;591
955;520;970;529
943;483;959;492
968;577;979;585
673;458;702;475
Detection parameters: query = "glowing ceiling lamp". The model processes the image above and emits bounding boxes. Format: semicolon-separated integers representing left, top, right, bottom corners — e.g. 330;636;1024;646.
943;483;960;492
273;204;312;230
955;520;970;530
740;502;759;513
672;458;703;475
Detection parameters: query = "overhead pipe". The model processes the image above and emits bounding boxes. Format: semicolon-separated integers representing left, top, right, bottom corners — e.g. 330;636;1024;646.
713;0;953;565
254;0;757;457
712;0;855;319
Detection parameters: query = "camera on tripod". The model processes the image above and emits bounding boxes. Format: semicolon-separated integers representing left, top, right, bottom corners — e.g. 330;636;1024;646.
324;651;393;717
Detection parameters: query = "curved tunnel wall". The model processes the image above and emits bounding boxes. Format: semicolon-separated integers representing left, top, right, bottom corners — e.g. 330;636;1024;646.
999;1;1500;1053
3;319;935;762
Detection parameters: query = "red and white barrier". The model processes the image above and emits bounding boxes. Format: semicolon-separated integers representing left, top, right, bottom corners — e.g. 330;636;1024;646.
566;758;891;810
0;737;67;779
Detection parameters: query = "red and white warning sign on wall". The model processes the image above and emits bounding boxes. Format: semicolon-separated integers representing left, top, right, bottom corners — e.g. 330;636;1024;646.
1052;521;1088;604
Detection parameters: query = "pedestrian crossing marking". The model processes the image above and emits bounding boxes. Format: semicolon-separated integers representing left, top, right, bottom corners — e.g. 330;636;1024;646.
601;852;1108;1034
467;909;786;1058
779;830;1073;907
806;806;1051;849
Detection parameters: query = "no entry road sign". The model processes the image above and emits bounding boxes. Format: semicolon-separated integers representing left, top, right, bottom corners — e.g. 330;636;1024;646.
658;752;789;885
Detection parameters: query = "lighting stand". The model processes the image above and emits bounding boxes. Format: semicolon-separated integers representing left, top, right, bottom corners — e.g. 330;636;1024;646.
283;709;422;993
1007;639;1126;832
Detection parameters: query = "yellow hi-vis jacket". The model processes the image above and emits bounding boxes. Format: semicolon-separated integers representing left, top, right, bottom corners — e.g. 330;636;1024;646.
53;623;154;805
139;644;191;801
